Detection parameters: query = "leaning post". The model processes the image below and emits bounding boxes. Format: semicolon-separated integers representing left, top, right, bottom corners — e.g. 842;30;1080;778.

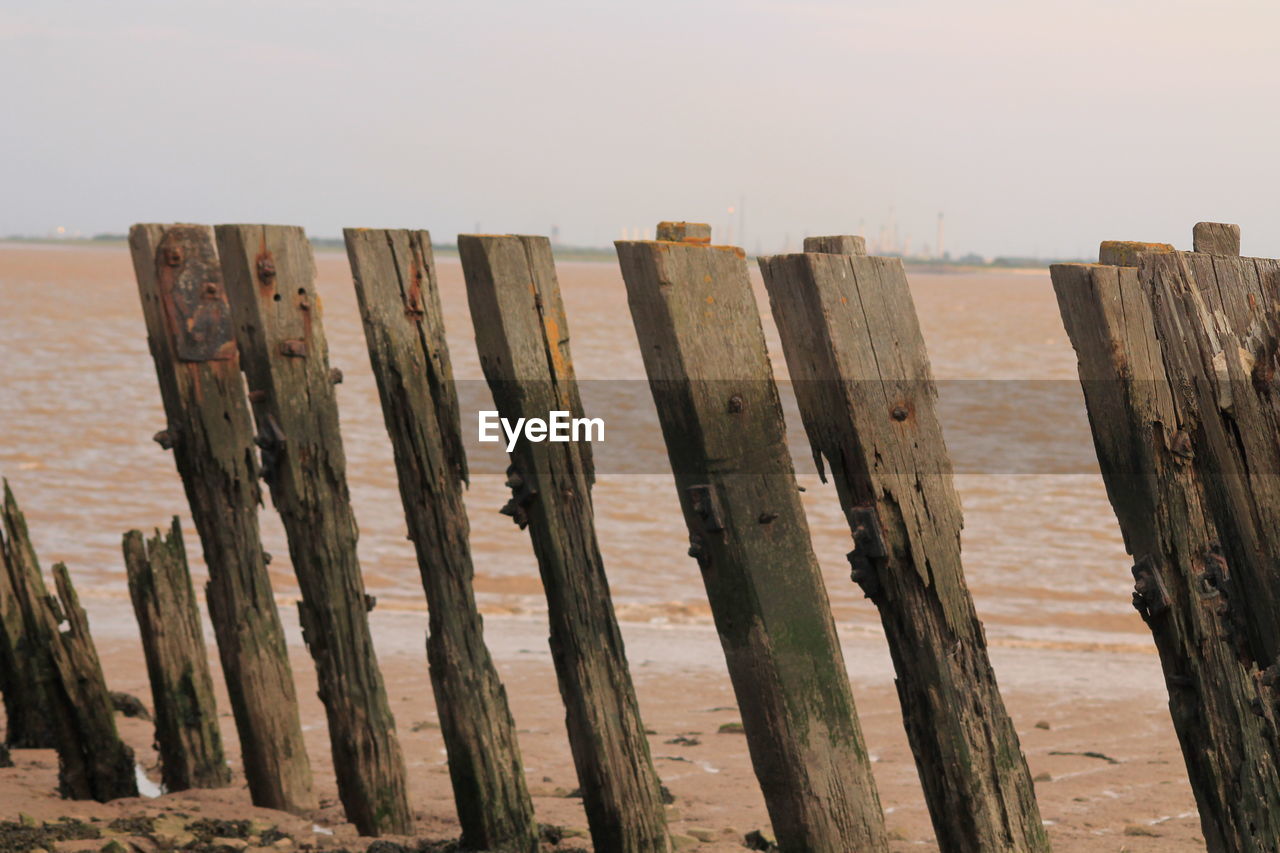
128;223;315;813
344;227;537;853
1051;227;1280;851
0;505;55;748
458;233;671;853
759;239;1047;852
615;223;889;853
124;519;232;792
216;223;412;837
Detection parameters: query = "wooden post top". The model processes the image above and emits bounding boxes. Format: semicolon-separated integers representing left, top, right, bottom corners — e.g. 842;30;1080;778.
803;235;867;255
1193;222;1241;256
655;221;711;243
1098;241;1176;267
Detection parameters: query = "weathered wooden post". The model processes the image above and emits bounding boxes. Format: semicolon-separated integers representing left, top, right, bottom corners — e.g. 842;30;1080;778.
344;228;537;853
616;224;889;853
123;519;231;792
1051;228;1280;851
758;240;1047;852
0;505;55;748
2;483;137;801
216;224;412;837
46;562;139;801
458;234;671;853
128;223;315;813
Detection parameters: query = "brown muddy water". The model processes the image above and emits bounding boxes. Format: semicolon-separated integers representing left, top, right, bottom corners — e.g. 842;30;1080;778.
0;243;1141;651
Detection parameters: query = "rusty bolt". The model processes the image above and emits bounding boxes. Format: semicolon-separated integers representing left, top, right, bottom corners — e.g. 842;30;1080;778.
262;551;272;565
891;406;909;422
365;594;377;612
248;389;268;403
279;339;307;358
257;257;277;284
203;282;219;297
727;394;744;413
758;511;778;524
152;429;175;450
329;367;344;385
162;247;183;267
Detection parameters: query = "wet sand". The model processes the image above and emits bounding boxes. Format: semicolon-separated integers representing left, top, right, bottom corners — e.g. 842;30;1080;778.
2;606;1200;851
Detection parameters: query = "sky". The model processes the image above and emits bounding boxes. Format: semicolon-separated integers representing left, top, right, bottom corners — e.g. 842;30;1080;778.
3;0;1279;259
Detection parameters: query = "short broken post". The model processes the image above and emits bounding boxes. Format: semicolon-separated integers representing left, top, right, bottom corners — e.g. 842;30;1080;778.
2;483;136;801
124;519;231;792
616;224;889;852
128;223;315;813
459;233;670;853
1051;226;1280;851
759;239;1047;852
345;228;537;853
217;223;412;837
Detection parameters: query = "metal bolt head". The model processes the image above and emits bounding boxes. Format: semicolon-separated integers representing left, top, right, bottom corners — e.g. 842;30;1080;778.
257;257;277;283
162;247;183;267
891;406;909;422
727;394;744;414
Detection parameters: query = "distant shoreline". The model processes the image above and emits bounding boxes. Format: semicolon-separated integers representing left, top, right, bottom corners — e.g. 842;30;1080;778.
0;236;1075;273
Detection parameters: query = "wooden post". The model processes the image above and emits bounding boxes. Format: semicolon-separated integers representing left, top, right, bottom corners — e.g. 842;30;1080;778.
0;500;55;749
128;223;315;813
1;484;137;801
1140;241;1280;673
123;519;231;792
616;225;889;853
1051;229;1280;851
758;242;1047;853
344;228;537;853
47;563;139;801
458;234;670;853
216;224;412;837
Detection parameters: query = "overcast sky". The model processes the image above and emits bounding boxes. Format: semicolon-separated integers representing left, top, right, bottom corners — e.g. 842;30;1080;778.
3;0;1279;258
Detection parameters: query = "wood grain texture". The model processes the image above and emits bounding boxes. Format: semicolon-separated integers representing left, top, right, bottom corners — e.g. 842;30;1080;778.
616;236;889;853
1052;257;1280;852
344;228;537;853
128;223;314;813
759;247;1047;853
124;519;231;792
1192;222;1241;256
459;234;670;853
2;484;136;801
216;224;411;837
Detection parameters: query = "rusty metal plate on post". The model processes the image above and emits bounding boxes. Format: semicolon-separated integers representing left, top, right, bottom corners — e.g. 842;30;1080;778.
156;225;235;362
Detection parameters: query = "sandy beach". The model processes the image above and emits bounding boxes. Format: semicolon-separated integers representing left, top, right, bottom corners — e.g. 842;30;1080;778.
0;244;1208;850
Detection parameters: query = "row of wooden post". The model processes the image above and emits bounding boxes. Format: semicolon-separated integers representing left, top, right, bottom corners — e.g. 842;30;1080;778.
78;219;1049;853
3;216;1273;852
